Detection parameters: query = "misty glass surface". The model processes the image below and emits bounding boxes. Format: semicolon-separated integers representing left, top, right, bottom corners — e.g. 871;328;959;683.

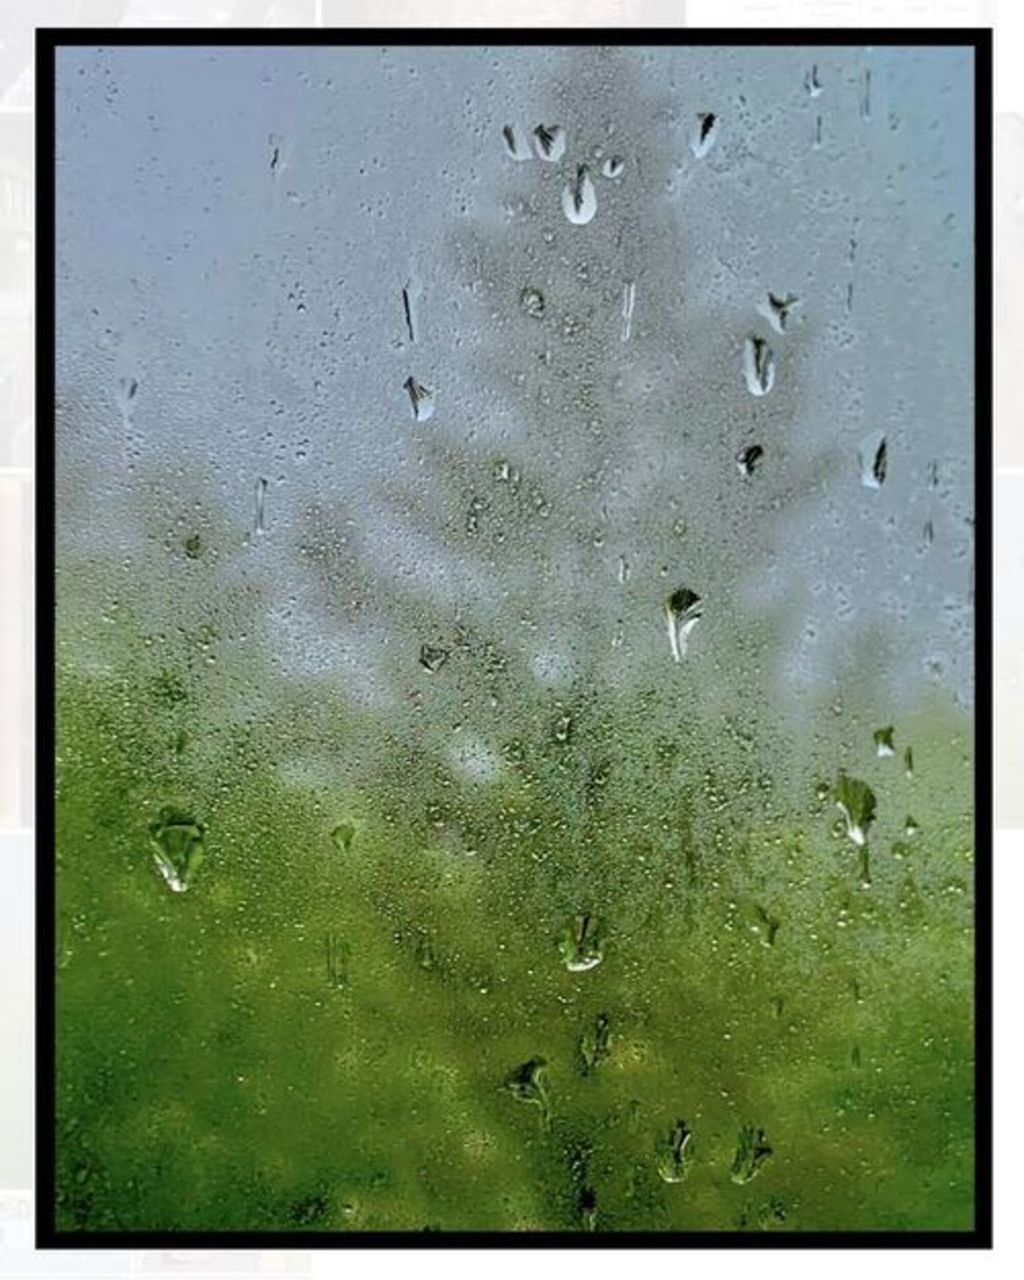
54;43;975;1233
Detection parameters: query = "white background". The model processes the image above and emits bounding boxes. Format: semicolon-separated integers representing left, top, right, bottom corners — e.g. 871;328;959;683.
0;0;1016;1275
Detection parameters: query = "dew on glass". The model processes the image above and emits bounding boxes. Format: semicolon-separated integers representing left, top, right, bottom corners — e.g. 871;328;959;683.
859;431;888;488
562;165;597;226
729;1125;773;1185
664;586;702;662
736;444;764;478
743;336;776;397
403;376;435;422
532;123;566;162
501;124;531;161
690;111;719;158
656;1120;695;1184
873;725;895;758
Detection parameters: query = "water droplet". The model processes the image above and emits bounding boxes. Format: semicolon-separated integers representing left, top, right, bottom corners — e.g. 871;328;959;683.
559;913;604;972
858;431;887;488
578;1186;597;1232
501;124;531;162
401;282;418;343
492;457;520;486
325;932;350;988
833;773;877;847
743;336;776;396
621;280;636;342
149;806;206;893
905;816;920;838
403;376;435;422
904;746;914;778
656;1120;695;1184
504;1058;551;1127
115;376;138;418
331;821;356;853
873;725;895;758
805;65;823;97
419;644;449;674
253;477;267;535
690;112;719;158
861;69;872;121
752;904;780;947
736;444;764;478
578;1012;612;1075
554;711;573;743
562;165;597;226
601;154;625;179
729;1125;773;1185
664;586;702;662
757;292;799;335
520;286;545;318
618;554;630;584
532;123;566;162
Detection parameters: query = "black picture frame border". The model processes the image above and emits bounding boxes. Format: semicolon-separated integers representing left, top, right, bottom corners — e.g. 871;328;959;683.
35;23;993;1251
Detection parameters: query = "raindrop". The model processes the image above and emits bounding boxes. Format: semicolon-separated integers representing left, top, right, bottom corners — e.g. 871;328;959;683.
419;644;449;674
149;806;206;893
873;725;895;758
757;292;799;335
905;816;920;837
254;476;267;534
743;337;776;396
493;457;520;486
532;123;566;162
690;112;719;158
520;286;546;318
833;773;877;847
325;933;350;989
805;65;823;97
403;376;435;422
729;1125;773;1185
501;124;531;161
184;534;202;560
752;904;780;947
115;376;138;419
861;69;872;121
401;282;418;343
736;444;764;478
504;1057;551;1127
618;554;630;584
601;154;625;179
559;913;604;972
331;821;356;853
561;165;597;226
664;586;702;662
578;1186;597;1232
904;746;914;778
578;1012;612;1075
656;1120;695;1184
858;431;887;489
621;280;636;342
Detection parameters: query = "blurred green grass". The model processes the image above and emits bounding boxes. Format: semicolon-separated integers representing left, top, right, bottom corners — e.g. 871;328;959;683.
54;632;974;1233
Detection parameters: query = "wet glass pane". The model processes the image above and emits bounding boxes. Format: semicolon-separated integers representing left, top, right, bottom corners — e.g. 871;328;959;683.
53;41;976;1234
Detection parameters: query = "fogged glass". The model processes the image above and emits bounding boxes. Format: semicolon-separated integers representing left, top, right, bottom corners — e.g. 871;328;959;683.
54;44;975;1233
